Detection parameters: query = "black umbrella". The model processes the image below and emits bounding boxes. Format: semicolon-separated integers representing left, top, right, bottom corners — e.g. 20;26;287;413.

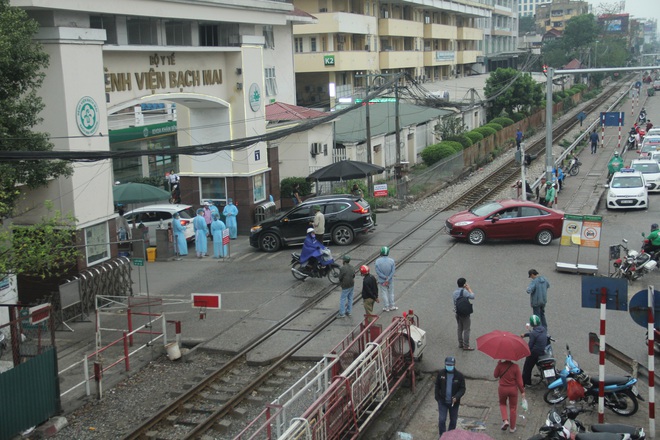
306;160;385;182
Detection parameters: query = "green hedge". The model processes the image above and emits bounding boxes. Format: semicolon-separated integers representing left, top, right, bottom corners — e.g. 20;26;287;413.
490;117;514;127
421;143;457;166
473;126;497;138
484;123;503;131
446;135;473;149
465;131;484;143
281;177;312;199
512;112;526;122
442;140;464;153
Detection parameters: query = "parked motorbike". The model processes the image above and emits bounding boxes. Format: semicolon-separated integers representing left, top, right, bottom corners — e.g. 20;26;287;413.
529;335;558;387
291;249;341;284
639;109;647;124
610;238;658;282
530;406;646;439
566;156;582;177
543;345;642;416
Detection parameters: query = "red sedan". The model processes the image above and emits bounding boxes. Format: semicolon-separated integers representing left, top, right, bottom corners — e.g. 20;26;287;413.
445;199;565;246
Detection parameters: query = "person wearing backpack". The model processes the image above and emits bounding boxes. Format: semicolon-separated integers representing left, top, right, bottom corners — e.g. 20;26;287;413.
453;278;475;350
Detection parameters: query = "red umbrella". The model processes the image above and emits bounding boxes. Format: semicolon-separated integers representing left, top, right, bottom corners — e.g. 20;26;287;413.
476;330;530;361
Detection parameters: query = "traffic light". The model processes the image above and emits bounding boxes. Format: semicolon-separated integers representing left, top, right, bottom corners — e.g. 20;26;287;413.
543;64;548;74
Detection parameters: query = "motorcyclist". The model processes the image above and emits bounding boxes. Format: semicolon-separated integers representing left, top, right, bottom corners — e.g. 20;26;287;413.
643;223;660;257
300;227;327;275
607;151;624;182
520;315;548;386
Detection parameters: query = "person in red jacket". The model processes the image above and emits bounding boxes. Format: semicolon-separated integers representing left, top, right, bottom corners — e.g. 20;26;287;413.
494;360;525;433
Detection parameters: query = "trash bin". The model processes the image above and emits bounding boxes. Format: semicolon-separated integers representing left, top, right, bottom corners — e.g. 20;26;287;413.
648;88;655;97
147;247;157;262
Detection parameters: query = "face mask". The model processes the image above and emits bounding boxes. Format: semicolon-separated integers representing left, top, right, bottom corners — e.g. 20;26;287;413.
311;233;315;238
446;365;454;372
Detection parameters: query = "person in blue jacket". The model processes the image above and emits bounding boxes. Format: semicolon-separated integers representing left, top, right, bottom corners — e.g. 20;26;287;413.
299;228;328;274
223;198;239;239
526;269;550;329
211;214;227;258
520;315;548;386
193;208;208;258
171;213;188;259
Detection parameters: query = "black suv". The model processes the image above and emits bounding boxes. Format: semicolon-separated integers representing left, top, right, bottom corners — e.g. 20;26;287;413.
249;194;374;252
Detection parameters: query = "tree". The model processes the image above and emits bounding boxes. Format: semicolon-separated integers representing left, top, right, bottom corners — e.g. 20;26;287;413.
434;114;468;140
541;39;570;68
484;68;544;119
562;14;599;50
519;16;538;34
0;0;72;219
0;202;80;279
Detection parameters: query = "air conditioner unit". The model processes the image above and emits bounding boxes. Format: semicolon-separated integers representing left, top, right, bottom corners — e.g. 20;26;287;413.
310;142;322;156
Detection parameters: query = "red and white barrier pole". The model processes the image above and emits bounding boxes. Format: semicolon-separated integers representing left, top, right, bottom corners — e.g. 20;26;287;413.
648;285;656;438
618;112;622;151
598;287;606;423
601;118;605;151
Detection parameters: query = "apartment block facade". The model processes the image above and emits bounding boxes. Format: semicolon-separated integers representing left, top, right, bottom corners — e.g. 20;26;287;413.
535;0;589;32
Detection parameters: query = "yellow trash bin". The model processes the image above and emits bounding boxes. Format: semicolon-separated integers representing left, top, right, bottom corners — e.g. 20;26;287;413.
147;247;157;262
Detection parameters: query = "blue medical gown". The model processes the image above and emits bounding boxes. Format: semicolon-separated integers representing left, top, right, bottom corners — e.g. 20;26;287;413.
193;215;208;254
211;219;227;258
172;218;188;256
223;203;239;239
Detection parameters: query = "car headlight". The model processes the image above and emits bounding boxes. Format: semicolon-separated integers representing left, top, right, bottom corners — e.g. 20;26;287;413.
638;191;647;197
250;225;262;233
608;191;616;198
454;221;474;226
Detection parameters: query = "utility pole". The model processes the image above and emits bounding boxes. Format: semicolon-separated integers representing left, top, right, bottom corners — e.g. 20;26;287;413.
394;79;402;199
365;81;373;198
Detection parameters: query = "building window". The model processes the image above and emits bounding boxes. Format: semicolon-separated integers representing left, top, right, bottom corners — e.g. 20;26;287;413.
295;37;303;53
199;24;219;46
165;20;191;46
200;178;226;201
311;37;317;52
90;15;118;44
127;17;159;45
264;67;278;96
199;22;239;47
253;174;266;203
85;223;110;266
263;25;275;49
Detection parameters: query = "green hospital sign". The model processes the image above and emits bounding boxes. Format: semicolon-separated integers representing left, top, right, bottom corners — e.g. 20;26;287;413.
324;55;335;66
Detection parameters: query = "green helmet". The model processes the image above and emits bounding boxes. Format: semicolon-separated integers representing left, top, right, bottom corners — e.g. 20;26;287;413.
342;255;351;262
312;205;321;211
380;246;390;256
529;315;541;327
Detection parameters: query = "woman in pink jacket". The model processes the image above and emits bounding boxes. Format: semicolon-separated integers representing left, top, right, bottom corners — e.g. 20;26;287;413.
493;360;525;433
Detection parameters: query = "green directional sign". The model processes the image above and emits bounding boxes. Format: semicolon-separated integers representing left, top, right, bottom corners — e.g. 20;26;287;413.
323;55;335;66
132;258;144;267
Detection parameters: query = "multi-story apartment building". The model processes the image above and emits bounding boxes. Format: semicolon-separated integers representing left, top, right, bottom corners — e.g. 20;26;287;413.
477;0;520;72
292;0;491;108
9;0;304;270
535;0;589;32
518;0;551;18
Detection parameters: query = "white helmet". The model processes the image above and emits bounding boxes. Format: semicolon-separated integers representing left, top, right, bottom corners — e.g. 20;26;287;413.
614;151;619;156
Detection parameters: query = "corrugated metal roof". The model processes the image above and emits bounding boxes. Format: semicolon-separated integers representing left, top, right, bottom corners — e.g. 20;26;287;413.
266;102;328;121
335;102;452;144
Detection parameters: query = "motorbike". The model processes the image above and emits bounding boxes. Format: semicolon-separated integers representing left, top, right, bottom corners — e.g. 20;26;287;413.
566;156;582;177
529;406;646;439
543;345;642;416
528;334;559;387
291;248;341;284
169;183;181;204
639;109;647;124
610;238;658;282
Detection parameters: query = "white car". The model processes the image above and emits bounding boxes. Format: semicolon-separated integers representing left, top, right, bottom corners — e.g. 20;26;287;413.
606;169;649;210
639;135;660;158
631;159;660;193
123;204;196;245
647;128;660;137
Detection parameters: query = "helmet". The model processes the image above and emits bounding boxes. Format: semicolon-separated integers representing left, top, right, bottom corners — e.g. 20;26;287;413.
652;224;659;231
380;246;390;256
342;255;351;262
359;265;370;275
529;315;541;327
306;227;315;234
312;205;322;211
614;151;619;156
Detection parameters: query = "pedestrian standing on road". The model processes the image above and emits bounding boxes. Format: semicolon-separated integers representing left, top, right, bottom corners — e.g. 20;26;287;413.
435;356;466;437
172;212;188;258
590;130;599;154
312;204;325;237
338;255;355;318
453;278;475;350
526;269;550;329
292;183;302;205
193;208;208;258
494;360;525;433
537;177;547;205
223;198;239;239
375;246;397;312
516;129;523;150
544;181;556;208
521;315;548;386
211;214;227;258
208;201;220;222
647;120;653;132
359;265;379;319
203;202;213;237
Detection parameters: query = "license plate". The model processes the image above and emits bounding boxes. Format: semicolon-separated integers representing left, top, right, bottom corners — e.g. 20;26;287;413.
632;385;639;395
543;369;556;378
619;200;634;204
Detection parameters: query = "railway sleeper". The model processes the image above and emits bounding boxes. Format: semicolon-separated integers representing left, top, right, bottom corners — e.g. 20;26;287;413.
183;403;215;414
211;420;233;433
230;407;248;418
200;391;230;403
210;383;241;393
145;430;169;439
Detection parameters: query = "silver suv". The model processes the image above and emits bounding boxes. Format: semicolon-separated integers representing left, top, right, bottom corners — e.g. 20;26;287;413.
123;204;196;245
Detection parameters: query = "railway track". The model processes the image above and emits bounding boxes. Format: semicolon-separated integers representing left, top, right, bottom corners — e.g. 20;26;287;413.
124;80;630;440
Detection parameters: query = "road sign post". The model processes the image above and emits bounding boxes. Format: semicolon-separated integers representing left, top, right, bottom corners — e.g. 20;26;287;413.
648;286;656;438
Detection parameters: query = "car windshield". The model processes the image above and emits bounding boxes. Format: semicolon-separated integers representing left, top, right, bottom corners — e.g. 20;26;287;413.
471;201;503;216
179;207;195;219
632;162;660;173
611;176;644;188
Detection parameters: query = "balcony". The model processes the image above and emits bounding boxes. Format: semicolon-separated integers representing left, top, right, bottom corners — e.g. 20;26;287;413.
457;27;483;41
456;50;480;64
294;51;378;73
378;18;423;38
423;23;457;40
423;50;455;66
492;26;513;36
293;12;377;36
379;50;423;69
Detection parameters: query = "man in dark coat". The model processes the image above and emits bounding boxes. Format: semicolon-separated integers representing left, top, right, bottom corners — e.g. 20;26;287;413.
435;356;466;436
359;265;379;319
